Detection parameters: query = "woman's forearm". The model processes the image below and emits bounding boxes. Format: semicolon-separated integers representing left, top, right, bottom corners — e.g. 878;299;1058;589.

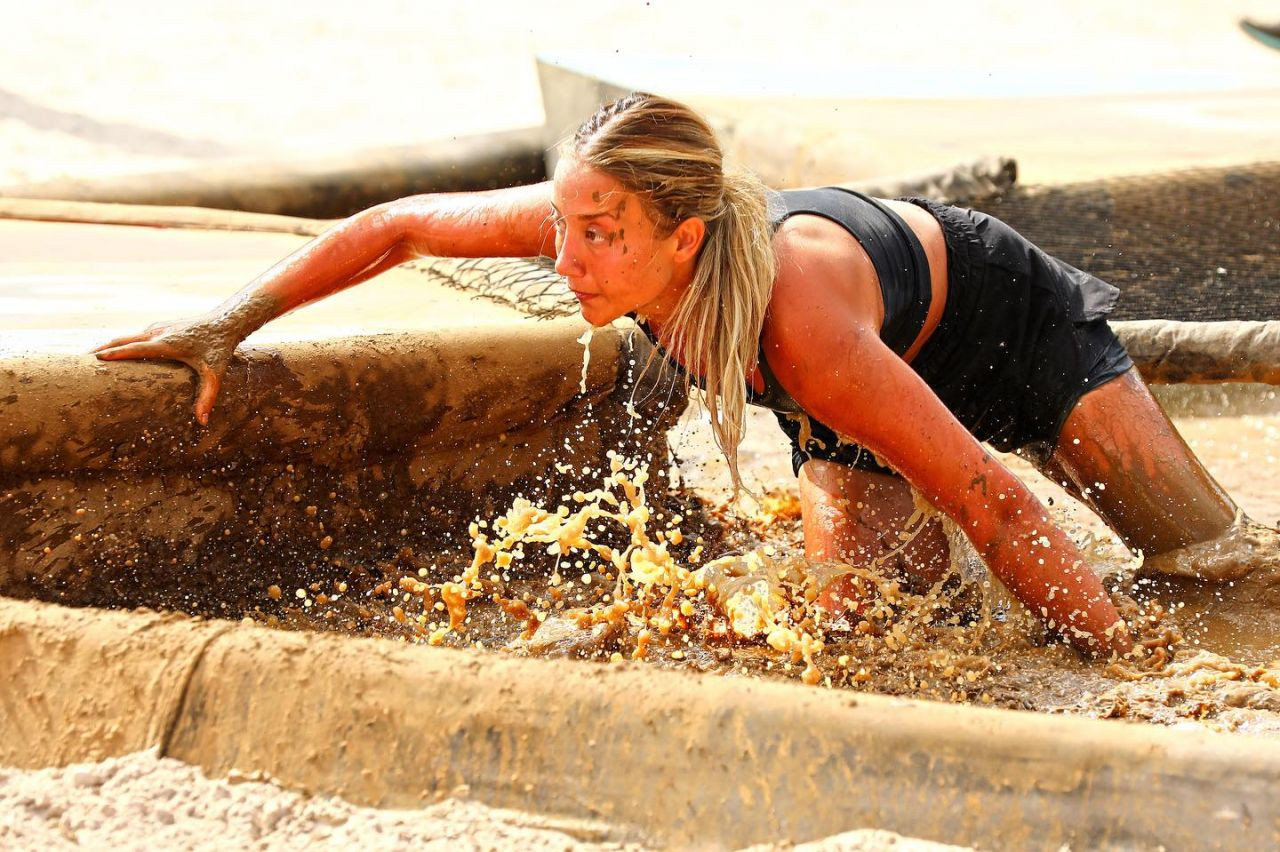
203;182;556;340
956;468;1131;654
203;207;415;339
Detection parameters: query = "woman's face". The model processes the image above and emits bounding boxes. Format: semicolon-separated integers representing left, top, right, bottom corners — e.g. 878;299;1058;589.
551;157;699;327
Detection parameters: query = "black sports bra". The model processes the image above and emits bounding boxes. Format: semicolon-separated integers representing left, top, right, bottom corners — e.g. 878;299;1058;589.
635;187;934;414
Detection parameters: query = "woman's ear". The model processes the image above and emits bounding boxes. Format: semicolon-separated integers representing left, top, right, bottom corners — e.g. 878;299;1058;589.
672;217;707;263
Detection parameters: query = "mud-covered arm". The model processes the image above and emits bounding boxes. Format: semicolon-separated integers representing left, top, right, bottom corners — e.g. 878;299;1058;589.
94;182;558;423
185;181;559;338
764;256;1132;657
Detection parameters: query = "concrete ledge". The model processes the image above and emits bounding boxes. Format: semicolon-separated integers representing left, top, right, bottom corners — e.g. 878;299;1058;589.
0;320;617;479
0;602;228;768
0;197;334;236
3;596;1278;849
1115;320;1280;385
535;56;1280;187
0;317;682;611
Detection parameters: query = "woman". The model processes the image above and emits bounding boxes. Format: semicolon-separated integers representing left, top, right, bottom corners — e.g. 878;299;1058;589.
95;93;1258;657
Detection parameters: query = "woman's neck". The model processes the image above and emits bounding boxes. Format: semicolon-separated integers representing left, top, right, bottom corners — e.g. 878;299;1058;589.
637;257;697;333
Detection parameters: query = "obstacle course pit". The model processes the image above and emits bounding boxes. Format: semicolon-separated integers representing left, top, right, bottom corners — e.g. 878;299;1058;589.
3;220;1279;738
220;401;1280;740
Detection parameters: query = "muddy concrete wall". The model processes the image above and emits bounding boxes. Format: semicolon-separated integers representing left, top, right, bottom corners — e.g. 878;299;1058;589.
1120;319;1280;385
3;596;1277;849
0;320;683;616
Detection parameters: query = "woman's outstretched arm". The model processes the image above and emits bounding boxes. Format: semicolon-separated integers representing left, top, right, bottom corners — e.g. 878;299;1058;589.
93;182;558;423
765;235;1133;657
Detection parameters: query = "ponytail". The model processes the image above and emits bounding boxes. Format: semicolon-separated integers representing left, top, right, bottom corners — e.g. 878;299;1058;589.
662;169;776;492
569;93;777;493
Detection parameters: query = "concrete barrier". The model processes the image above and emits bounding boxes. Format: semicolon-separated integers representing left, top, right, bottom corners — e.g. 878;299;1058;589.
0;320;682;613
1118;320;1280;385
0;210;684;613
2;596;1277;849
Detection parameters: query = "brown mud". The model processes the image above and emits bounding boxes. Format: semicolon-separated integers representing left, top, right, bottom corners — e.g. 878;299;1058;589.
5;326;1279;742
221;396;1280;740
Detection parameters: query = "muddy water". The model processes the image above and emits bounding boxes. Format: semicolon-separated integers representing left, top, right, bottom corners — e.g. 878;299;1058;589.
235;386;1280;738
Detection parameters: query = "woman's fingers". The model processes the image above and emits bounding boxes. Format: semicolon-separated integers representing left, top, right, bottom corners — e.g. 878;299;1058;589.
193;363;223;426
91;331;155;354
93;340;176;362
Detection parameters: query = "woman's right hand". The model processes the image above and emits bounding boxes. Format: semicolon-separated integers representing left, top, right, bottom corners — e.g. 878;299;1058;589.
92;314;242;425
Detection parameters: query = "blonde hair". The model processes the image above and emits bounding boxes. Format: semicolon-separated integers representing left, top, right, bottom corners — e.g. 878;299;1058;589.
566;93;777;491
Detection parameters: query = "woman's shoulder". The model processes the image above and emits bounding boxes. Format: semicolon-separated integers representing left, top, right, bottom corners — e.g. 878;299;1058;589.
770;215;882;319
762;220;885;347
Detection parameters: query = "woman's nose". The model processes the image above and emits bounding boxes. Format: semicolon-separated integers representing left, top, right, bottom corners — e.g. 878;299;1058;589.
554;240;583;278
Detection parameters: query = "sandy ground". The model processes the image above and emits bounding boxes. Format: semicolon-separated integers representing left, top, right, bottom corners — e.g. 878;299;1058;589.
0;751;963;851
0;751;626;851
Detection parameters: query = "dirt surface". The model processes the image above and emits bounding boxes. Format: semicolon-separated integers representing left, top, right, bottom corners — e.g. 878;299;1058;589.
0;750;965;851
0;750;632;851
4;1;1279;844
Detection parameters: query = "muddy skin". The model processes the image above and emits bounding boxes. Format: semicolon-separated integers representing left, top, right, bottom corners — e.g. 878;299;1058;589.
1045;371;1280;614
1049;369;1239;556
92;292;282;423
797;459;952;614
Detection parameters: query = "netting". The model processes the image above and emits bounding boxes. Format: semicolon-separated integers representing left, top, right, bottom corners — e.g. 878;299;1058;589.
977;162;1280;322
402;162;1280;325
407;255;577;320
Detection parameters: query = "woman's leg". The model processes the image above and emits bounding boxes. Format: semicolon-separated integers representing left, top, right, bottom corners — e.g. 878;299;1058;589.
798;458;950;611
1045;368;1277;580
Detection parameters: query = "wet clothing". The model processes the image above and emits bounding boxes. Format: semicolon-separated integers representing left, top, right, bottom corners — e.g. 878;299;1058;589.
637;187;1134;477
767;188;934;358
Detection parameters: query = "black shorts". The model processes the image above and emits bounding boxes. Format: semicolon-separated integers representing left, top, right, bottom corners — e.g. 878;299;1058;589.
779;198;1134;476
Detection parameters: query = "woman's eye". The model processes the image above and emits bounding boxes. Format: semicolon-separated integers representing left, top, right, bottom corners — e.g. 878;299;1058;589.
585;229;605;244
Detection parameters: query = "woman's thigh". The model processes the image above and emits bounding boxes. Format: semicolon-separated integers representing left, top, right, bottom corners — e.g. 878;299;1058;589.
798;458;950;584
1046;368;1237;556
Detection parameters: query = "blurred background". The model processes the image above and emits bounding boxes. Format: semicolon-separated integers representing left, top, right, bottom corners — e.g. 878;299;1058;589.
2;0;1277;191
2;0;1277;354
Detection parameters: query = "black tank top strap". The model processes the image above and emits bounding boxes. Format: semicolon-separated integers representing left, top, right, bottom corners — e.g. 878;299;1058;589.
751;345;804;413
770;187;933;356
